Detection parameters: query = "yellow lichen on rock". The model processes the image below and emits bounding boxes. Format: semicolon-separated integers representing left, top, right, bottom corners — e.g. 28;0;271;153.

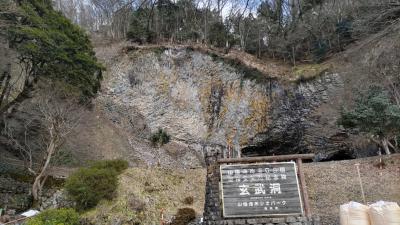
246;93;270;133
224;81;244;103
153;69;172;97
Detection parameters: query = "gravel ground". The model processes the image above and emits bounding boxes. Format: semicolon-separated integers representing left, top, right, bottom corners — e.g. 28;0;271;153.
303;154;400;225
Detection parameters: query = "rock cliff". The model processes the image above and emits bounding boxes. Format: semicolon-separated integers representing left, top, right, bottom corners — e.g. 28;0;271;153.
94;45;361;165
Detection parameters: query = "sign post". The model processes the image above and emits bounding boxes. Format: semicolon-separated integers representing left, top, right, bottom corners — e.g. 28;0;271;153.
220;162;303;218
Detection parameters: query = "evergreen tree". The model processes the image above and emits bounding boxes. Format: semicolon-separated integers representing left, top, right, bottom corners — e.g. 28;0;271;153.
127;8;155;43
6;0;103;104
339;86;400;155
208;21;229;48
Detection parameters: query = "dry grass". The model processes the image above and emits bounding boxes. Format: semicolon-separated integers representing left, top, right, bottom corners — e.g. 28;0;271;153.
82;167;206;225
82;155;399;225
304;154;400;225
290;63;332;82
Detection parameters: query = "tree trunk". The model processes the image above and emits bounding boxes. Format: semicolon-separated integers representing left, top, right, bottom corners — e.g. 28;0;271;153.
32;138;56;201
0;68;12;108
0;74;36;114
387;139;399;153
381;138;391;155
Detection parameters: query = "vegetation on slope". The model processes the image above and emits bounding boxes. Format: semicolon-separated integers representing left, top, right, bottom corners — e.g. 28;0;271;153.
82;168;206;225
65;159;128;211
27;208;80;225
292;63;332;83
150;128;171;147
2;0;103;107
339;86;400;155
0;0;104;203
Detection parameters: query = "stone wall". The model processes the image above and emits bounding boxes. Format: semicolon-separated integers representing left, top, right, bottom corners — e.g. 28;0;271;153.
0;176;32;212
202;149;320;225
0;159;32;212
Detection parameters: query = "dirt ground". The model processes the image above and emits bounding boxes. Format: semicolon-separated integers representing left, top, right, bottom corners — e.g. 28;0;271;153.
304;154;400;225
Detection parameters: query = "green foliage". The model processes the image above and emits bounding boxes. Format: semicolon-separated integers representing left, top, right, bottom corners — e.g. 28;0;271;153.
26;208;80;225
127;0;182;43
156;0;179;39
65;167;118;210
65;160;128;210
52;148;78;167
336;19;353;47
208;21;229;48
7;0;103;99
150;128;170;146
89;159;129;173
312;39;329;63
170;208;196;225
127;9;156;43
152;46;167;56
338;86;400;138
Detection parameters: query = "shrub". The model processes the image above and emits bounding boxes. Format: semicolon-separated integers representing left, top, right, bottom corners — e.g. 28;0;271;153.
183;196;194;205
65;167;118;210
128;73;140;87
65;159;128;210
312;39;329;63
52;148;78;166
170;208;196;225
150;128;171;146
89;159;129;174
26;208;79;225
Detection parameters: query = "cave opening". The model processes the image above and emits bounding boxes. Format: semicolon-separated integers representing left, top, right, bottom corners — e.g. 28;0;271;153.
241;146;357;162
316;150;356;162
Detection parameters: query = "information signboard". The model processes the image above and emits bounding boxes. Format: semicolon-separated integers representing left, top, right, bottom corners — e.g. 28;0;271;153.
220;162;303;217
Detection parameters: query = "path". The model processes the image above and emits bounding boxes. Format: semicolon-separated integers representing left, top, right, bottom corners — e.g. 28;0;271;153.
0;157;76;179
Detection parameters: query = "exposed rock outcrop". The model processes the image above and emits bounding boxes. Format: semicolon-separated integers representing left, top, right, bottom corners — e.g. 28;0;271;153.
97;46;358;163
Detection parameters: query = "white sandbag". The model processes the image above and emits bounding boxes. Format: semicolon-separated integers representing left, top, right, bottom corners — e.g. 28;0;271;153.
340;201;370;225
369;201;386;225
369;201;400;225
383;202;400;225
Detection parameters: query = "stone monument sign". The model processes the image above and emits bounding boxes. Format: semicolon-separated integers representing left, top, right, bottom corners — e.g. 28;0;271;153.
220;162;303;218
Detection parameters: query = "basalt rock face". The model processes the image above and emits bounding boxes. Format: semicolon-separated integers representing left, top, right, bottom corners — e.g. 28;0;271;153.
244;73;356;158
100;46;359;162
100;47;271;161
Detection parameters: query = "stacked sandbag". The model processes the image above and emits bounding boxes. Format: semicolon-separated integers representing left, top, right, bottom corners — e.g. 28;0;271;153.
369;201;400;225
340;201;370;225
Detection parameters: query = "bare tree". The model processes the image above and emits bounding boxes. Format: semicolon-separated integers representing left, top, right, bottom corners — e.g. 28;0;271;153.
215;0;229;20
2;90;83;202
3;115;36;174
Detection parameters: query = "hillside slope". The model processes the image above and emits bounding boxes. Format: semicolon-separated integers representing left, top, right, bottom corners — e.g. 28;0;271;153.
6;19;400;168
83;168;206;225
63;23;400;166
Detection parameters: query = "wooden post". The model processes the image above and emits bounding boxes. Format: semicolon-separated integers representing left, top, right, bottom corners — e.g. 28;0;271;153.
160;208;165;225
296;158;311;218
355;163;366;204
